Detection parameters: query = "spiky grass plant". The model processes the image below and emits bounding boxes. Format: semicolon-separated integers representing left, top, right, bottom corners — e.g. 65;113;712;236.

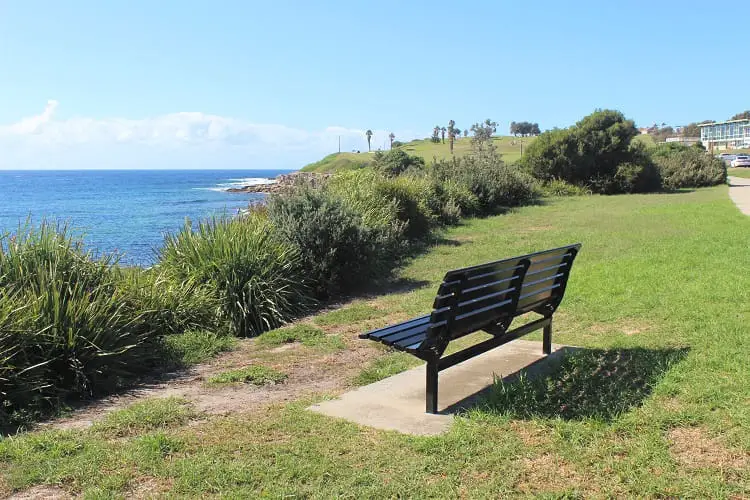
0;222;167;427
158;213;310;337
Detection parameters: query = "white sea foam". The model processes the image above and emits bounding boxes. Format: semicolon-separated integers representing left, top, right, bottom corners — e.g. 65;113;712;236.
195;177;278;192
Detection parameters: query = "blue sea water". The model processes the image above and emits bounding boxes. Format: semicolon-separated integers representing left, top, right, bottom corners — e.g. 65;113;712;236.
0;169;293;265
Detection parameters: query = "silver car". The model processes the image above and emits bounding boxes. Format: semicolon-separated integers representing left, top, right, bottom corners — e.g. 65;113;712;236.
731;155;750;167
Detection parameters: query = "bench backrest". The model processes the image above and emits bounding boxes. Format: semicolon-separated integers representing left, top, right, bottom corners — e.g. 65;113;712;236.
427;244;580;345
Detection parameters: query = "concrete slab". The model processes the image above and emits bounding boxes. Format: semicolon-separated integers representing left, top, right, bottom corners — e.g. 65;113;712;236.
728;176;750;215
309;339;573;436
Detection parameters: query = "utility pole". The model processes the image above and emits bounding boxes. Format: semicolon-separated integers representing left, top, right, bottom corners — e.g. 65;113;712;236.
338;136;341;154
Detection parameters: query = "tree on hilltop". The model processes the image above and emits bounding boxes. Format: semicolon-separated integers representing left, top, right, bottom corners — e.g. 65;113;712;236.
448;120;457;154
366;130;373;151
463;129;468;138
388;132;395;149
432;126;441;143
440;127;446;143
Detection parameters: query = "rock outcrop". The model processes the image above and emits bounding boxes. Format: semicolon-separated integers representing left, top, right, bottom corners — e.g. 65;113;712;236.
226;172;330;194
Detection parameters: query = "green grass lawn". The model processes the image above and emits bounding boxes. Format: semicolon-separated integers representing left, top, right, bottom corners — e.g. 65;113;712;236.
729;167;750;178
301;136;531;172
2;187;749;497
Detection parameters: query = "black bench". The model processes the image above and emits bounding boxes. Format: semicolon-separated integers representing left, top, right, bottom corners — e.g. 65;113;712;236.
359;244;581;413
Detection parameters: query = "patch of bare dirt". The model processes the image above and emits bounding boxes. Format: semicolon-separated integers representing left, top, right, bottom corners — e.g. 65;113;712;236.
510;421;552;448
589;319;652;336
669;427;749;470
7;485;71;500
515;452;586;494
127;476;174;499
43;329;382;431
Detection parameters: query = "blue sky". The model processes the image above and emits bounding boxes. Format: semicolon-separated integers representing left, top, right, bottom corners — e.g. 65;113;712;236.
1;0;748;169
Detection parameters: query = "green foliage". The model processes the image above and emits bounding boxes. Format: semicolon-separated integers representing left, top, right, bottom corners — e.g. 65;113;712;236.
521;109;647;194
163;330;236;366
431;155;537;215
613;162;663;194
371;149;425;177
91;398;194;437
730;110;750;120
300;152;372;173
117;268;221;337
267;188;389;298
158;213;310;336
652;145;727;189
537;179;592;197
207;365;287;385
0;223;169;427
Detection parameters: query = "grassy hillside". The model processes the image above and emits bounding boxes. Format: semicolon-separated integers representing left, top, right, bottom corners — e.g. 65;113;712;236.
300;152;375;173
301;136;534;173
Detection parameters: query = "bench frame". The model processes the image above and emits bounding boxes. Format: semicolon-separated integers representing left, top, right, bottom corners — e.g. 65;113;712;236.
360;244;580;414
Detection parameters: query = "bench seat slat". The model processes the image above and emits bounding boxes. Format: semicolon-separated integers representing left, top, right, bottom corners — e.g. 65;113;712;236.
380;323;430;345
360;314;430;341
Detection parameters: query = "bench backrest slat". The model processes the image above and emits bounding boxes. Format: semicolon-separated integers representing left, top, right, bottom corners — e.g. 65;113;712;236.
426;244;580;350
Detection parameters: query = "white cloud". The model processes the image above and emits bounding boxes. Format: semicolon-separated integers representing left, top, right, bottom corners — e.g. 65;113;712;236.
0;102;418;169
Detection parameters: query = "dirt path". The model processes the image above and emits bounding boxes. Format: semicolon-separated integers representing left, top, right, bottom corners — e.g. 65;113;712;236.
728;176;750;215
45;329;381;432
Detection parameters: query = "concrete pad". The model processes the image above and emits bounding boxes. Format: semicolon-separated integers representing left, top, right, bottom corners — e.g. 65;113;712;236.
728;176;750;215
309;339;573;436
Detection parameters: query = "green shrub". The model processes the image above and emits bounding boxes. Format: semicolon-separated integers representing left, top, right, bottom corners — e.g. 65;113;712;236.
653;146;727;189
267;188;390;298
520;109;655;194
158;213;310;337
371;149;425;177
373;175;442;240
432;156;537;215
614;162;663;194
537;179;592;197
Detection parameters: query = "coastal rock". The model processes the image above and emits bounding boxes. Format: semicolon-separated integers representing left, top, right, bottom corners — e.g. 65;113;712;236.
227;172;331;194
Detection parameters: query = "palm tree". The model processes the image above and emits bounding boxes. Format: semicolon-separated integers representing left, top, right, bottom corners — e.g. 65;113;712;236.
365;130;373;151
448;120;456;154
432;126;441;143
388;132;395;149
440;127;446;144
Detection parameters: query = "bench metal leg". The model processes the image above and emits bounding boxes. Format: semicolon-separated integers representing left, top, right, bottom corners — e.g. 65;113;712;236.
543;320;552;355
426;358;439;414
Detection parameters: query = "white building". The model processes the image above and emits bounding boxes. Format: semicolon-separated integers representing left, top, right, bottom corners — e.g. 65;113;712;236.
699;119;750;151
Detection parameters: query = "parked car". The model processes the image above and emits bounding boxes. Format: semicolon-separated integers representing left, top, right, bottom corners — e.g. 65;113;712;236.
731;155;750;167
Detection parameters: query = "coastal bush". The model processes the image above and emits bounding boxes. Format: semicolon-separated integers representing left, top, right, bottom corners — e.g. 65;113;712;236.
0;223;166;427
520;109;652;194
537;179;592;197
158;213;309;336
432;155;537;215
652;145;726;189
267;188;389;298
371;149;425;177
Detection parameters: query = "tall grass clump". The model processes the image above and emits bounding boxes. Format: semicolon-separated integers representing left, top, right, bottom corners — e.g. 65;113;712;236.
0;223;165;427
158;213;309;336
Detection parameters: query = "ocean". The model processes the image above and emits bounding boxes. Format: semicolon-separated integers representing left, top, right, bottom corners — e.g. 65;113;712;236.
0;169;293;265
